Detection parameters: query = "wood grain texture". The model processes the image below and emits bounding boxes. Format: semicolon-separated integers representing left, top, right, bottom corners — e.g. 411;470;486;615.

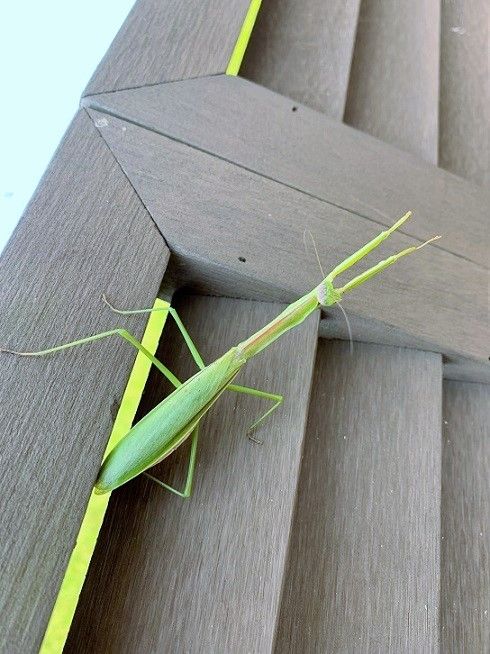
66;294;319;653
439;0;489;185
438;6;489;648
0;110;168;653
275;341;442;652
344;0;440;163
441;381;490;652
88;108;489;380
240;0;361;120
319;315;490;386
83;0;251;95
84;75;489;267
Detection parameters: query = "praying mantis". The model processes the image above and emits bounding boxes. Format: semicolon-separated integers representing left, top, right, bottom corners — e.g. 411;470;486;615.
2;212;439;498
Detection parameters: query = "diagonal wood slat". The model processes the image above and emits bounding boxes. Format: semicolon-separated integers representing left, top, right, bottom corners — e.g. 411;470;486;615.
83;75;489;267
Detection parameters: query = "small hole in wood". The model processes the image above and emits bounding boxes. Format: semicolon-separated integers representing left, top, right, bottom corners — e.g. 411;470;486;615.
292;106;298;112
238;256;246;263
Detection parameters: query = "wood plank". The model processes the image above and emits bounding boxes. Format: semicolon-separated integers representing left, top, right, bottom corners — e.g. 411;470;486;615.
83;0;252;95
83;75;488;267
441;381;490;652
344;0;440;163
240;0;361;120
0;110;168;652
438;6;489;649
66;294;319;652
319;315;490;385
88;108;489;381
276;340;442;652
439;0;489;185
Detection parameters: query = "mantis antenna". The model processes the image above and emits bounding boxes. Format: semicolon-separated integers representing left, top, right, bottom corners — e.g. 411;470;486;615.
303;228;354;353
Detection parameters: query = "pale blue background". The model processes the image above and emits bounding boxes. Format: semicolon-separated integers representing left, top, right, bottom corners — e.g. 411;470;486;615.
0;1;135;254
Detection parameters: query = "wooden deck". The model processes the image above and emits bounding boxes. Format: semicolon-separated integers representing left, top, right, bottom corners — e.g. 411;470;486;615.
0;1;487;651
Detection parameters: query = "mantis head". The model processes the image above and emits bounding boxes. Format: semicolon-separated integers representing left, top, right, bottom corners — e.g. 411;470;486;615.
316;278;342;307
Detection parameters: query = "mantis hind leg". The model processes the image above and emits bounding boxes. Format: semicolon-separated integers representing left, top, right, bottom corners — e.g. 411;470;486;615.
2;295;205;390
1;327;181;388
102;295;205;370
144;425;199;498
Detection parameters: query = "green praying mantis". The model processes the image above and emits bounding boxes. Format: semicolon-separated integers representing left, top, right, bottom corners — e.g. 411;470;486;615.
2;212;439;498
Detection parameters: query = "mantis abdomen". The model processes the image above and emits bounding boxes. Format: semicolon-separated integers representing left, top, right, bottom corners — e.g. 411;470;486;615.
95;347;245;493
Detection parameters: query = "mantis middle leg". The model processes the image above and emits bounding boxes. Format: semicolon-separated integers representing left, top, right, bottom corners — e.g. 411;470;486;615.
103;296;285;437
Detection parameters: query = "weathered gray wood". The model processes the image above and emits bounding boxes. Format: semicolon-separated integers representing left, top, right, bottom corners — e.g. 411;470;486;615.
241;0;361;120
66;294;319;652
84;75;488;267
344;0;440;163
275;341;442;652
344;6;489;651
319;315;490;385
88;108;489;381
439;0;489;185
441;381;490;652
0;110;168;652
83;0;252;95
438;9;490;649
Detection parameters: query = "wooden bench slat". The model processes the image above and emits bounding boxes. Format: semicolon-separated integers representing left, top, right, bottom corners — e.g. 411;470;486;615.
439;0;489;185
276;341;443;652
441;381;490;652
241;0;361;120
344;0;440;163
